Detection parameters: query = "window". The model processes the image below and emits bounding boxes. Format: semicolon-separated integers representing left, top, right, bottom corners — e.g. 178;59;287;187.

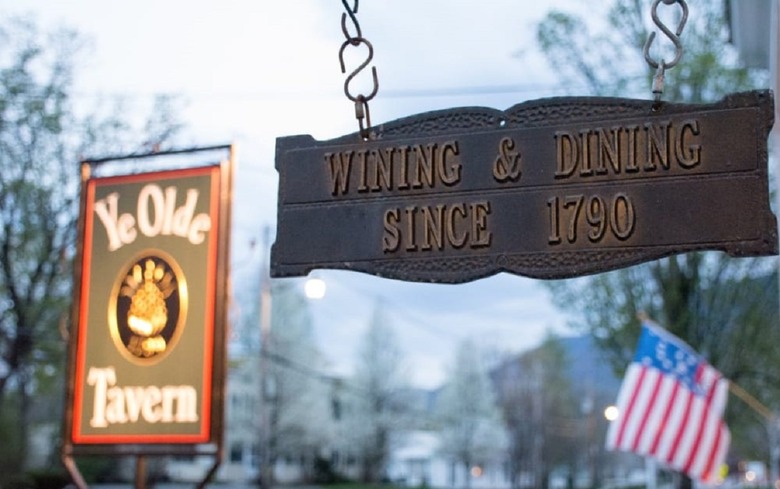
230;443;243;463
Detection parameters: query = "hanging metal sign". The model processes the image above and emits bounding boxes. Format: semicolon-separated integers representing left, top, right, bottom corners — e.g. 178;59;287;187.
272;91;777;283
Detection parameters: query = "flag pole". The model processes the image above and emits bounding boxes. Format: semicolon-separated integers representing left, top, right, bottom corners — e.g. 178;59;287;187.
728;381;774;421
729;380;779;486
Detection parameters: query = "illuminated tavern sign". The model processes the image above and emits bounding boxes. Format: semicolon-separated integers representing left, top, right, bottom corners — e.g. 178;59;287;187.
272;91;777;283
65;158;232;452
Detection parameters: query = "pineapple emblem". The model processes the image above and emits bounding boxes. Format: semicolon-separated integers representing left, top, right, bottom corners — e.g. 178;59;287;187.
110;252;187;363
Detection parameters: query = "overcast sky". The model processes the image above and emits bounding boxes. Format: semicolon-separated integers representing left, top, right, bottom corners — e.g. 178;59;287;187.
1;0;603;388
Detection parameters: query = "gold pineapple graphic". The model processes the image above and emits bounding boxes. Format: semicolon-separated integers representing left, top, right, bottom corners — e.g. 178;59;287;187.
120;258;176;358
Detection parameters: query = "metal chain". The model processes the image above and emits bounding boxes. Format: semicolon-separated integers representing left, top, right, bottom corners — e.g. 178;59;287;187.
339;0;379;140
643;0;689;103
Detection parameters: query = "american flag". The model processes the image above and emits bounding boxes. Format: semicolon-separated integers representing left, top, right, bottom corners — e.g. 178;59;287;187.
605;322;730;482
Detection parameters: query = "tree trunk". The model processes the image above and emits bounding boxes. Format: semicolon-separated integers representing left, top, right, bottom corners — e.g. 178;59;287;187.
18;369;30;470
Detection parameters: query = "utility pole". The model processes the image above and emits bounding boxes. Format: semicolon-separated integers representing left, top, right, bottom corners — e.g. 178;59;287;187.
259;225;273;489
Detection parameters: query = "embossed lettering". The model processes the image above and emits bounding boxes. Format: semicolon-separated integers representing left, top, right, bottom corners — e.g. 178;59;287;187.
325;150;353;196
596;127;620;175
676;119;701;168
382;208;401;252
554;119;703;180
547;193;636;245
382;200;492;253
325;140;462;196
644;120;670;171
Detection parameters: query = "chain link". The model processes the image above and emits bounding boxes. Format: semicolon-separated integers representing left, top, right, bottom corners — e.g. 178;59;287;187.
339;0;379;140
643;0;688;103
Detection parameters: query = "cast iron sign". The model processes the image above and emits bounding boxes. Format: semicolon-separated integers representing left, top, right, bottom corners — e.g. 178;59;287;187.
272;90;777;283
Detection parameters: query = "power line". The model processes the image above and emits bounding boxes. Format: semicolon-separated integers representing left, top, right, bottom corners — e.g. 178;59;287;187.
318;276;465;343
259;348;440;423
67;76;650;103
70;83;559;101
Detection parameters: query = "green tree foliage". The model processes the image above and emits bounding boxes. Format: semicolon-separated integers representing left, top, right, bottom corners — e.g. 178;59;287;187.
537;0;778;468
0;16;182;476
537;0;764;100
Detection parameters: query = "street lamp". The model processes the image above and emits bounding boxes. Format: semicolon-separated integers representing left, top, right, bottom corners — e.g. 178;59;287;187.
604;405;619;422
304;276;327;300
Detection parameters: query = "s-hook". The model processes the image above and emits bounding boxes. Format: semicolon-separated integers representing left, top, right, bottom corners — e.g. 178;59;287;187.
338;0;379;140
643;0;688;104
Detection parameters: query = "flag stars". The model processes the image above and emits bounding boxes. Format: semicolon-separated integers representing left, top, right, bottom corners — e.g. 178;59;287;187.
674;351;691;376
655;339;667;361
674;361;688;377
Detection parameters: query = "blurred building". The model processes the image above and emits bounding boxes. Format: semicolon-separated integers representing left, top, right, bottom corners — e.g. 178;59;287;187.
387;335;643;489
165;332;641;487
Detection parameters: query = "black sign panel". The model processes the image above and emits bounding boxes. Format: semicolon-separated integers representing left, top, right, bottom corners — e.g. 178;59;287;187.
272;90;777;283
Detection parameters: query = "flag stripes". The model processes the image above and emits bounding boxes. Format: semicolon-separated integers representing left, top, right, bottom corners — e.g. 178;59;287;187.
605;323;730;482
